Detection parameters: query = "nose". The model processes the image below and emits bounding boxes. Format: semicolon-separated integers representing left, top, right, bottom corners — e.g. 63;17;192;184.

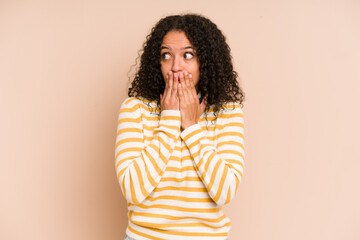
171;56;183;73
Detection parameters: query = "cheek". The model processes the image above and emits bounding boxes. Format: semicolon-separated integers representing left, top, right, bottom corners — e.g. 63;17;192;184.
187;62;198;73
191;64;200;82
161;63;171;74
160;65;167;78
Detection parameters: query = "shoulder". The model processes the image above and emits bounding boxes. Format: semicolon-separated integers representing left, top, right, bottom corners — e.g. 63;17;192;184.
216;102;244;122
119;97;141;111
222;102;243;111
119;97;159;115
219;102;244;115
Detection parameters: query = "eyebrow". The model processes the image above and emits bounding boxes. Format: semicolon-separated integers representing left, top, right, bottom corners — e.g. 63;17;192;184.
160;46;194;50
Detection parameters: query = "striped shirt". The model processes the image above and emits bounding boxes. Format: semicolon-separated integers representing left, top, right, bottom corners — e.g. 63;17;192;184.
115;97;245;240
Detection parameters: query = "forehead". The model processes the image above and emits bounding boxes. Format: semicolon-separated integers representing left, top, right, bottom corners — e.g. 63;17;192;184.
161;31;192;48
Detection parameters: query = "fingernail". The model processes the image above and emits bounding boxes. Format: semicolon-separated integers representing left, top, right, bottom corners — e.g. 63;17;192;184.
174;73;178;78
189;74;192;78
184;71;188;76
180;73;184;78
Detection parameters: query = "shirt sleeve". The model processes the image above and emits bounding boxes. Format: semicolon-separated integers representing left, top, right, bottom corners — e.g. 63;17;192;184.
115;97;181;205
180;103;245;206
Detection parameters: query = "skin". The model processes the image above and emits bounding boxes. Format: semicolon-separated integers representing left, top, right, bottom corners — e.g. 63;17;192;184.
159;30;206;130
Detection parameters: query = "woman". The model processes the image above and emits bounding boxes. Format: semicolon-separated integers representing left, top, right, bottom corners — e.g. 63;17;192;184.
115;14;245;240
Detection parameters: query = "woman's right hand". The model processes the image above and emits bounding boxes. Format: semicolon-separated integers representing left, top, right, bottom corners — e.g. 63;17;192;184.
160;71;179;111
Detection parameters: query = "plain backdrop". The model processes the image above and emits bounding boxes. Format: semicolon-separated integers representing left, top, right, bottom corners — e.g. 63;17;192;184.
1;0;359;239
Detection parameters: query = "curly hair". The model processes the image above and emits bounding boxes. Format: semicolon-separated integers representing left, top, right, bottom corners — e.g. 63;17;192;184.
128;13;245;118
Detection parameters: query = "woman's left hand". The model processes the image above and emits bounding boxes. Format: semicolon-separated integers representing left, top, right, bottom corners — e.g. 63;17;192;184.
178;71;206;130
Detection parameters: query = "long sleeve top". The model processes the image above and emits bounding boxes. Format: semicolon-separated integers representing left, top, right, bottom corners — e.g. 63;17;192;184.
115;97;245;240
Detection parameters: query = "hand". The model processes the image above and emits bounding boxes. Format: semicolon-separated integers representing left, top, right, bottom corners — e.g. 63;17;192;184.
178;71;206;129
160;71;179;111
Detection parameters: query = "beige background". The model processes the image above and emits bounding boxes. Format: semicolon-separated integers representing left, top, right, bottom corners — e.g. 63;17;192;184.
1;0;359;239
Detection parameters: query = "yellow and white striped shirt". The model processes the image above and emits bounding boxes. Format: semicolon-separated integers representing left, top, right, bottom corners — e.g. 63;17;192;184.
115;97;245;240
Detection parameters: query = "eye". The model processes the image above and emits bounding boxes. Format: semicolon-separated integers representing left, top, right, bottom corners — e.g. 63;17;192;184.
184;52;194;59
161;52;171;60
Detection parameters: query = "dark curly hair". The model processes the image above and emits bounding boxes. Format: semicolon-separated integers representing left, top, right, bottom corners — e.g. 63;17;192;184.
128;13;245;118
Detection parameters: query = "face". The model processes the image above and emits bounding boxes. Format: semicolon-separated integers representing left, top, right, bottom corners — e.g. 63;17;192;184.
160;31;200;88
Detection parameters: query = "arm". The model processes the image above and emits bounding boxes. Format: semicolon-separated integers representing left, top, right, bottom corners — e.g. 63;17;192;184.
115;97;181;205
180;104;245;206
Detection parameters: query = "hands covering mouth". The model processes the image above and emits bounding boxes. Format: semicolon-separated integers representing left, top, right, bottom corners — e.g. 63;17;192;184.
160;71;206;130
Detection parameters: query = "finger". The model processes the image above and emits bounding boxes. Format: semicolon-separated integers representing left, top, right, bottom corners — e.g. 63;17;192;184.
178;81;185;103
179;72;185;89
179;72;185;86
164;71;173;100
179;72;186;95
184;73;198;103
181;72;191;101
188;72;195;88
163;72;170;97
184;72;190;89
188;73;198;100
167;71;173;94
171;72;178;98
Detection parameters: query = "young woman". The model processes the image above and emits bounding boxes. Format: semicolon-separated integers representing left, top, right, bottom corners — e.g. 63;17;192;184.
115;14;245;240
